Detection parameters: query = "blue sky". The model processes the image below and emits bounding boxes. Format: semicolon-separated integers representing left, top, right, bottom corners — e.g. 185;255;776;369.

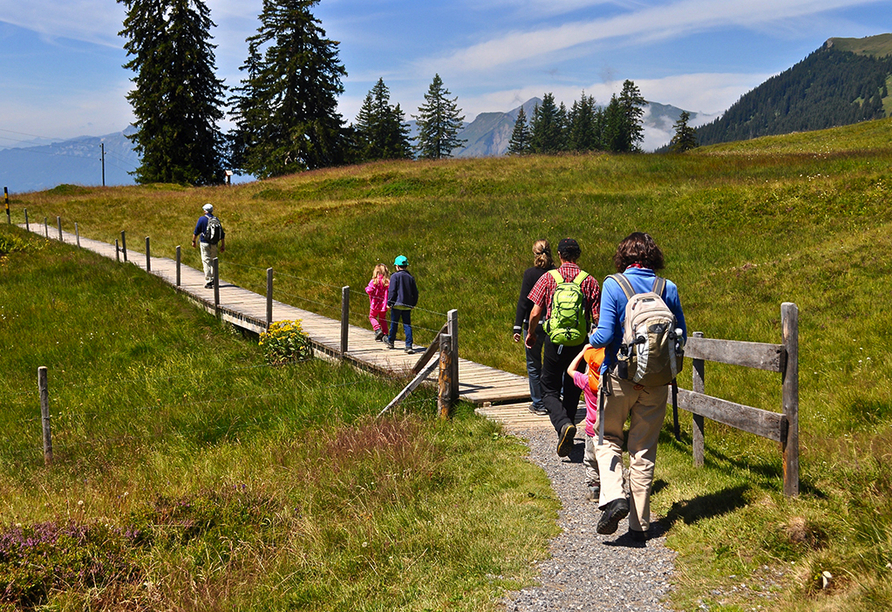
0;0;888;146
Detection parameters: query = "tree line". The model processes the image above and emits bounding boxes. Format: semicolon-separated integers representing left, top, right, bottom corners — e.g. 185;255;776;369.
118;0;468;184
695;46;892;147
118;0;682;186
507;82;649;155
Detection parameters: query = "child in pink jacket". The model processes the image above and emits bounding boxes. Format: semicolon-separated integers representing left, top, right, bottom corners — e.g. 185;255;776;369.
568;344;604;501
366;264;390;341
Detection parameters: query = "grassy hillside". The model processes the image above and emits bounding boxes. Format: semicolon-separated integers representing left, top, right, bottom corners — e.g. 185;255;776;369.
7;115;892;609
828;33;892;58
0;227;559;610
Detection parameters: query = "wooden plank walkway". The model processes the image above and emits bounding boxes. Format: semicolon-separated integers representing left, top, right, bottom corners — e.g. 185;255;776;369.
24;225;553;424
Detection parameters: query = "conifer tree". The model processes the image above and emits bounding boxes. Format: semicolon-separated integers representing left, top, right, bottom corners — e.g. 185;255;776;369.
566;92;600;152
413;74;466;159
507;106;531;155
354;78;412;161
118;0;226;185
601;94;625;153
615;79;647;153
229;0;347;178
669;110;698;153
529;93;565;153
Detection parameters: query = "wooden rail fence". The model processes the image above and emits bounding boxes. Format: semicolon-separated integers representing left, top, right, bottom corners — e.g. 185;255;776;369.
677;302;799;496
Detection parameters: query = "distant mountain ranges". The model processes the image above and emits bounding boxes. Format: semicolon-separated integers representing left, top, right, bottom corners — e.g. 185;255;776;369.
3;33;890;193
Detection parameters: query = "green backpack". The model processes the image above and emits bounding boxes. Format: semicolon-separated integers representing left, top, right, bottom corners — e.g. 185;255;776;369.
544;269;589;345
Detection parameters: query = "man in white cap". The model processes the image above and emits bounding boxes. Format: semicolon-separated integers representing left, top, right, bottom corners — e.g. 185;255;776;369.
191;203;225;288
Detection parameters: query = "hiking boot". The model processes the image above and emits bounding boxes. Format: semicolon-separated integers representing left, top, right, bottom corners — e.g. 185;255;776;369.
374;330;384;342
383;338;394;349
597;497;630;535
405;346;415;355
556;423;576;457
204;282;213;288
528;403;548;416
629;528;648;543
585;484;601;501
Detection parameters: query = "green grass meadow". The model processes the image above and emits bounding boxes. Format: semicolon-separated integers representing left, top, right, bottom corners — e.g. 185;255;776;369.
4;116;892;609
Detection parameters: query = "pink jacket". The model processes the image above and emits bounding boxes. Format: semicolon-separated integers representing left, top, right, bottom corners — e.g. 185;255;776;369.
365;277;389;312
572;372;599;438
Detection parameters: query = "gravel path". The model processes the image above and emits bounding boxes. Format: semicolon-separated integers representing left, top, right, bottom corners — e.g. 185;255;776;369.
502;427;676;612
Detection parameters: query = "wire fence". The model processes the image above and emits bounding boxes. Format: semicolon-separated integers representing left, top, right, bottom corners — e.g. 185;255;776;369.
4;207;464;460
2;360;441;463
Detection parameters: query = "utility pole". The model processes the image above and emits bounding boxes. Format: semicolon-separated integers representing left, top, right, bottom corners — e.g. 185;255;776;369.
100;142;106;187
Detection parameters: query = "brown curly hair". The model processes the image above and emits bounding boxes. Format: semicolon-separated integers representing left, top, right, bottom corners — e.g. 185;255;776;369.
613;232;665;272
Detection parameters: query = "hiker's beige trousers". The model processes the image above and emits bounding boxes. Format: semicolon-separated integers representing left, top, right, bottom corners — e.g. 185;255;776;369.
596;374;668;533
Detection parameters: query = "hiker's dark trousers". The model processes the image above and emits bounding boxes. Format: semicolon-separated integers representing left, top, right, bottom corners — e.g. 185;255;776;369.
540;337;584;435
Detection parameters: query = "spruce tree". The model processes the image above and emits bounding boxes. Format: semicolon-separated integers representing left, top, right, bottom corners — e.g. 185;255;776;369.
507;106;531;155
529;93;564;153
118;0;226;185
229;0;347;178
601;94;625;153
616;79;647;153
567;93;599;152
669;111;698;153
354;78;412;161
413;74;466;159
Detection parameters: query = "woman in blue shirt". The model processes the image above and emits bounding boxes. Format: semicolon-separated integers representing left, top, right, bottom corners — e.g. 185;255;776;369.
588;232;686;541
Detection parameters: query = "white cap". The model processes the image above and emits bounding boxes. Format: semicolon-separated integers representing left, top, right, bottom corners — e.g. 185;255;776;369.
202;203;213;212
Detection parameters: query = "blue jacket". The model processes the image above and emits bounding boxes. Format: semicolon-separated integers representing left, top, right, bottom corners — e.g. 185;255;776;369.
387;269;418;309
588;267;686;375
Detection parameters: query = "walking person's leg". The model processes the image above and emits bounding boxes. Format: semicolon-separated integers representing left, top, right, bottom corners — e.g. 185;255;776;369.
199;242;216;286
524;323;546;413
403;310;413;350
560;352;584;425
584;435;601;499
626;385;669;535
385;309;399;348
595;375;637;534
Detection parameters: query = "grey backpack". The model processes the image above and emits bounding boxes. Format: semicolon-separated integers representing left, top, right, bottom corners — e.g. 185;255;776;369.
611;274;684;387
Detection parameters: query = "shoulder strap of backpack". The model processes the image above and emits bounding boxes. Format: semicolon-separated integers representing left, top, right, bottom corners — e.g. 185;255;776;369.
608;273;636;300
548;269;562;284
652;276;666;298
573;270;588;286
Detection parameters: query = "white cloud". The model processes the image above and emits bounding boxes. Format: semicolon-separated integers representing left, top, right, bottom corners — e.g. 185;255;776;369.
427;0;879;74
0;1;125;47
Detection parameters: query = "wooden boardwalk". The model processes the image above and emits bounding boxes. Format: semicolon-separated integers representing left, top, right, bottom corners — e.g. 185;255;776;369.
25;224;554;427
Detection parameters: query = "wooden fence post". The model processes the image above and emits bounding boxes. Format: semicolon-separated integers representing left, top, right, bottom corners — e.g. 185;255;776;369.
447;309;459;402
75;223;80;247
145;237;151;272
24;209;29;232
438;333;453;419
44;217;48;238
213;257;220;314
38;366;53;465
176;246;181;286
340;286;350;357
267;268;274;329
120;231;127;262
57;216;63;241
691;331;705;467
115;239;120;262
782;303;799;497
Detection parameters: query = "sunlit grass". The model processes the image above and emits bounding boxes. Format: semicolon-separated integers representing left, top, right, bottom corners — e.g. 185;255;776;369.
0;230;559;610
6;115;892;609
